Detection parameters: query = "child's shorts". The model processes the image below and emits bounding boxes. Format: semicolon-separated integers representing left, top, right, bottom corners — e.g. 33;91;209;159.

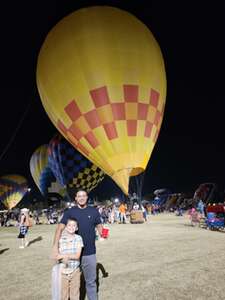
18;225;28;238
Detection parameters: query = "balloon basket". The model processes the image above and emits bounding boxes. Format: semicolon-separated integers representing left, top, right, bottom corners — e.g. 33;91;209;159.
130;210;144;224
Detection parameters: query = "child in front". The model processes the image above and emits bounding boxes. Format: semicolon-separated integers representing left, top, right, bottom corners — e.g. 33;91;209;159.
52;217;83;300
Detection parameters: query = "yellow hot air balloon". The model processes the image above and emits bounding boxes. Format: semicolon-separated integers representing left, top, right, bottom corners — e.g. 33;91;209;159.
0;175;28;209
37;6;166;194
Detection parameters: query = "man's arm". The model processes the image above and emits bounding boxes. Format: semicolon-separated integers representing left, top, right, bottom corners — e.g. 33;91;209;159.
52;208;70;254
94;208;103;238
96;223;103;237
52;223;65;259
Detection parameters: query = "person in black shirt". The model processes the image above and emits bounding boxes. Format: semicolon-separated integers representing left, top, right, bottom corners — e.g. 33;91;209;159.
52;190;103;300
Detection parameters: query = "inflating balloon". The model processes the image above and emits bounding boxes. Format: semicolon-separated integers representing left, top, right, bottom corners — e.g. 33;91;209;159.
0;175;28;209
48;134;104;193
37;6;166;194
30;145;64;196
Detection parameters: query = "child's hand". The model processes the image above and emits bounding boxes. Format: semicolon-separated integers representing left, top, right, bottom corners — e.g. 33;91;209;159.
56;254;64;260
62;256;69;264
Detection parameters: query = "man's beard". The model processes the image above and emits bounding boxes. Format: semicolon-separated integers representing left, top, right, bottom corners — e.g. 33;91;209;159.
78;202;87;207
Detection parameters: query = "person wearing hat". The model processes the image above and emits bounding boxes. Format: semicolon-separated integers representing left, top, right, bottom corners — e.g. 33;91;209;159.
18;208;30;248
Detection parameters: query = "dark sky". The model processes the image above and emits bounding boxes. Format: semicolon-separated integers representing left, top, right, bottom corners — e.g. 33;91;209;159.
0;1;224;199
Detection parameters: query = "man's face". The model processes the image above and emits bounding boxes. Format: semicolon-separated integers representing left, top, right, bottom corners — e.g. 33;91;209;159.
75;191;88;207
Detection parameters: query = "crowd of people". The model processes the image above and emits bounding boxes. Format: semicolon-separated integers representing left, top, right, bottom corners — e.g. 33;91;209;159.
0;201;152;228
0;198;211;230
0;207;64;227
97;202;151;224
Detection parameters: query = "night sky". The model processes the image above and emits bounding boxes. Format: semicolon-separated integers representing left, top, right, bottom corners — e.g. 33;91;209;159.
0;1;224;200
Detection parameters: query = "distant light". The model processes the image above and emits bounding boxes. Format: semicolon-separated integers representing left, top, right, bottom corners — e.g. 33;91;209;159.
114;198;119;203
27;188;31;192
67;202;70;206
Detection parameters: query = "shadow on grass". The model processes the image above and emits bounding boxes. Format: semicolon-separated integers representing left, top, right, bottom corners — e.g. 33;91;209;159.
96;263;109;292
183;224;198;227
28;236;43;247
0;248;9;255
80;262;109;300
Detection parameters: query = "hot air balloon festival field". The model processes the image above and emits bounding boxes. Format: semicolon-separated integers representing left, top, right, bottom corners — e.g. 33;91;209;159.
0;3;224;300
1;213;225;300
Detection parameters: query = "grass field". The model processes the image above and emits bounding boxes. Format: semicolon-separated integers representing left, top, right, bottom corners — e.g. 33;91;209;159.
0;213;225;300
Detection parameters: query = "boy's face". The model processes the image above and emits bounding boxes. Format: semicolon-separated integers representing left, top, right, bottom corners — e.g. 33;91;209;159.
65;220;77;234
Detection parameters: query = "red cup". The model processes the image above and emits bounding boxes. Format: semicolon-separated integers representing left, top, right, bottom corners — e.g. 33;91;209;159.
102;227;109;238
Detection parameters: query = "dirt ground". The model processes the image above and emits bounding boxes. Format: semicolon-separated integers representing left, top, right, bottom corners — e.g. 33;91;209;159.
0;213;225;300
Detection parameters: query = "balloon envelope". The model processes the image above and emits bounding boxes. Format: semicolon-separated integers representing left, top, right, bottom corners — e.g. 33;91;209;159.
48;134;104;193
0;175;28;209
30;144;64;196
37;6;166;194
